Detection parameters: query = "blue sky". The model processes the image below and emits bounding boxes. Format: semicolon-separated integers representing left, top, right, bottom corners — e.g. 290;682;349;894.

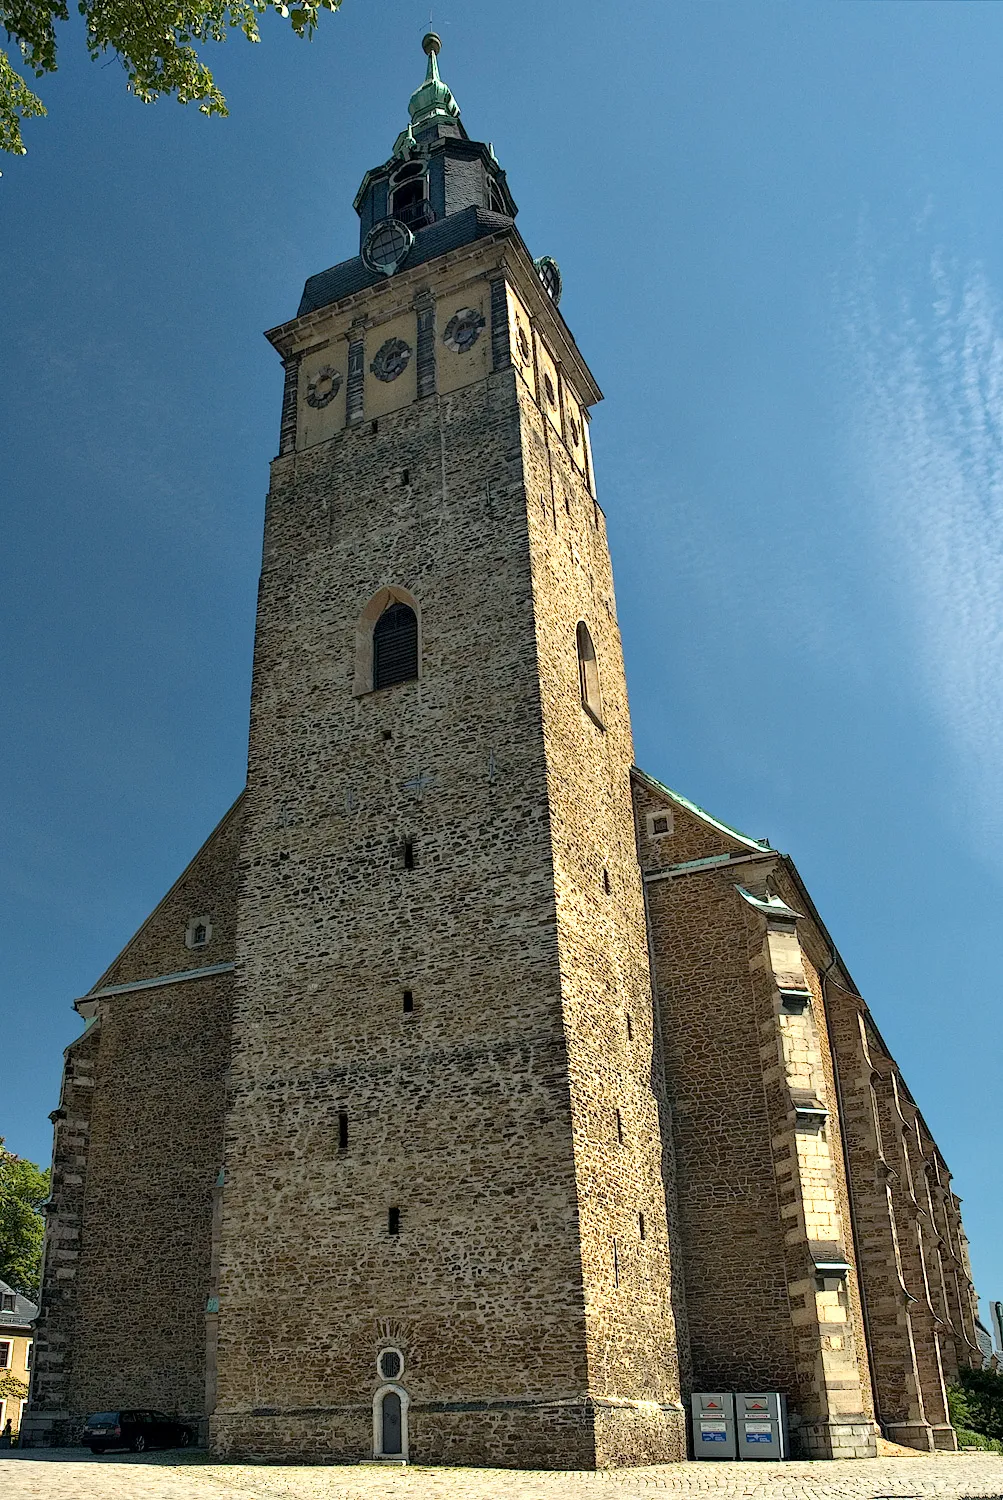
2;1;1002;1317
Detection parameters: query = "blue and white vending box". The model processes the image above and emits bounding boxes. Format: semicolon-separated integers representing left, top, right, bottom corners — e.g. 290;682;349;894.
690;1392;737;1460
735;1392;789;1459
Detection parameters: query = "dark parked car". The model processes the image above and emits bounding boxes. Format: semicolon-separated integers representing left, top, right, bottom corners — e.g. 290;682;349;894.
82;1409;192;1454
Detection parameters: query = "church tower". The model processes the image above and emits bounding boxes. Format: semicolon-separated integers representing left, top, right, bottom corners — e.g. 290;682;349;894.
24;30;985;1467
213;36;687;1467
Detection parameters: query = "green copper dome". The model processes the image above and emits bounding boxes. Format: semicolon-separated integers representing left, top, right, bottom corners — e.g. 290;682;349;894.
408;33;461;127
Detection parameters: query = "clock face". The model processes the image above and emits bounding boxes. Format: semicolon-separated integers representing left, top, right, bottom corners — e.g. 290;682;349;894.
305;365;342;409
442;307;485;353
370;337;412;383
362;218;414;278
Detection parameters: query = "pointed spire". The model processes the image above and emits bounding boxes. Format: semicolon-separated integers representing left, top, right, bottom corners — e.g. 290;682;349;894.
408;32;461;128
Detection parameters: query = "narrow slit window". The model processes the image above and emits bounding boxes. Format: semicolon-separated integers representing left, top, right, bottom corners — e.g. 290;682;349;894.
638;1211;646;1240
602;868;611;894
388;1206;401;1236
612;1236;619;1288
373;602;418;690
625;1013;633;1042
338;1111;348;1151
576;622;603;723
403;835;415;871
402;990;414;1013
616;1108;624;1145
401;469;410;486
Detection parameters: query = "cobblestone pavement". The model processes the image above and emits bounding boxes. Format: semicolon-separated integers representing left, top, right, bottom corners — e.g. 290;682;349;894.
4;1450;1003;1500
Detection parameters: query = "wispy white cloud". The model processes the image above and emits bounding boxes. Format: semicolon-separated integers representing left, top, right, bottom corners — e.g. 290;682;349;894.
844;229;1003;853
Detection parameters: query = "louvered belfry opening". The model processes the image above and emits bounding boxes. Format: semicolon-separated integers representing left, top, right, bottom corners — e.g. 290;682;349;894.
373;602;418;689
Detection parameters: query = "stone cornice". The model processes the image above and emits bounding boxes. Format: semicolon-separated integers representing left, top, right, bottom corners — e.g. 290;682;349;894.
75;962;235;1007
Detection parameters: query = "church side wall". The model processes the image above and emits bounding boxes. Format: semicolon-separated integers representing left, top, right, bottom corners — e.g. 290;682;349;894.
635;790;877;1457
24;804;241;1444
820;987;931;1448
69;973;233;1429
638;830;798;1398
823;984;980;1450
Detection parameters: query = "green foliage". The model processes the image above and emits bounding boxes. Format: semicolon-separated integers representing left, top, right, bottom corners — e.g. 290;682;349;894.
0;1139;49;1301
949;1368;1003;1446
955;1426;1003;1453
0;1370;29;1402
0;0;341;154
948;1380;975;1433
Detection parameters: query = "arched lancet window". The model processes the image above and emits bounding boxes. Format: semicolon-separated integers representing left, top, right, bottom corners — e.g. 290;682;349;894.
354;587;421;697
576;621;603;725
373;602;419;690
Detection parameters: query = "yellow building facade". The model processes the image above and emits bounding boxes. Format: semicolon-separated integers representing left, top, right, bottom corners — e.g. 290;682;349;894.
0;1282;36;1440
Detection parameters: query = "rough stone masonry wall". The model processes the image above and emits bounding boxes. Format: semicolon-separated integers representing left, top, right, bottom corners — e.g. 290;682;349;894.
634;792;799;1402
23;1025;100;1446
219;289;597;1464
820;985;931;1449
25;804;241;1443
518;372;685;1468
635;792;877;1457
743;905;873;1459
818;942;982;1452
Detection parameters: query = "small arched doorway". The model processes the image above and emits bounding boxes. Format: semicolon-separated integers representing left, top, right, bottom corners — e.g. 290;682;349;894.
381;1389;402;1454
373;1382;409;1459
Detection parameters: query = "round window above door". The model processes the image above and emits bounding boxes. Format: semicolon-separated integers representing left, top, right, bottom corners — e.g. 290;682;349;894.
377;1346;404;1380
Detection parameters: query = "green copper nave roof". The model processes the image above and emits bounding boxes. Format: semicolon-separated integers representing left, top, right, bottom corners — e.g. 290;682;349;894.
631;766;773;852
409;33;461;128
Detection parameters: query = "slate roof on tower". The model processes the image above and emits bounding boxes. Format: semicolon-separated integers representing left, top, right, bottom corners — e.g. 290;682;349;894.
298;206;515;317
299;35;518;317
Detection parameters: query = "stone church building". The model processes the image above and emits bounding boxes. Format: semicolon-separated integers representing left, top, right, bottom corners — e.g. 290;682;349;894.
25;38;983;1468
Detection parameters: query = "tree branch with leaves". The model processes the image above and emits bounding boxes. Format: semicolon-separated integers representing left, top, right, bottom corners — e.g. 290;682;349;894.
1;0;341;155
0;1140;49;1301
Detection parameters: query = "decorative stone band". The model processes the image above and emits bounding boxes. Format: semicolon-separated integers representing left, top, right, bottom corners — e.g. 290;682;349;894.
227;1395;686;1418
76;962;235;1004
642;851;775;883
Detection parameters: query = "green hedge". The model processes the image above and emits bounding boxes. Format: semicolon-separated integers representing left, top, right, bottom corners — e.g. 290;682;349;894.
948;1369;1003;1446
954;1426;1003;1453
